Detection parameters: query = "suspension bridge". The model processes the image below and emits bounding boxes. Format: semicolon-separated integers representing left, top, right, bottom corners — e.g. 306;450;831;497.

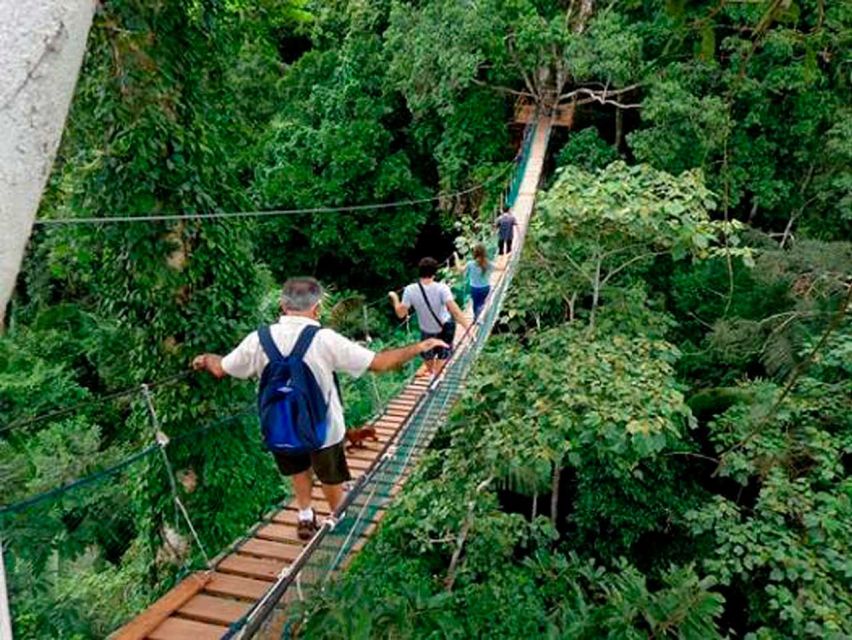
1;115;552;640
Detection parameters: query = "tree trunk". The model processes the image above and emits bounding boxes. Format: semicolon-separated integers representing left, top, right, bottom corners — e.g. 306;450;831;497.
0;0;96;327
575;0;595;33
589;259;602;330
550;462;560;526
615;107;623;151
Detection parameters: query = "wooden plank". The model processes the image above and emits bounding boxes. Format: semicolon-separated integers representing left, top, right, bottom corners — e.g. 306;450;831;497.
204;572;270;601
147;617;228;640
178;594;250;626
388;399;417;407
257;521;304;543
110;572;209;640
283;495;332;512
373;414;405;423
217;554;287;582
240;538;303;562
345;448;381;462
372;420;404;430
346;457;374;471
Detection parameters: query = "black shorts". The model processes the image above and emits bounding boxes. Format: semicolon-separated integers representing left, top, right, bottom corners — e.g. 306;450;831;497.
420;321;455;361
498;236;513;255
273;441;350;485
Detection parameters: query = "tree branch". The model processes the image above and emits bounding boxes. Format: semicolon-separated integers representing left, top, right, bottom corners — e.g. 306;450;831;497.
535;247;594;285
558;84;640;102
601;250;667;286
471;78;536;99
445;477;493;592
714;283;852;473
507;34;540;102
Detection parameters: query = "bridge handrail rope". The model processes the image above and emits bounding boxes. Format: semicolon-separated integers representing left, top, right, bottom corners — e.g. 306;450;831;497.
141;384;213;568
225;119;542;639
32;164;512;226
0;370;192;435
0;406;253;517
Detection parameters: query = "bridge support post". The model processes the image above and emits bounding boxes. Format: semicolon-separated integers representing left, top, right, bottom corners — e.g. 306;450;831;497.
0;0;96;327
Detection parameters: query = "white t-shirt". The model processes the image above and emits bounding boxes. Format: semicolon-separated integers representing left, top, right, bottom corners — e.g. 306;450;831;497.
221;315;375;448
402;280;453;334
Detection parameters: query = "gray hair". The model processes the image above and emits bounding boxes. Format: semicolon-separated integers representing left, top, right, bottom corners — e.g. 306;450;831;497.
280;277;324;311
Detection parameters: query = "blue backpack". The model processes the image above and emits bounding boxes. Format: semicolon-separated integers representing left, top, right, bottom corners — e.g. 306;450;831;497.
257;325;334;454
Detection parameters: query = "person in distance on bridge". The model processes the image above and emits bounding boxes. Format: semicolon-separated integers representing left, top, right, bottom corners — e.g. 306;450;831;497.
388;257;470;378
192;277;447;541
454;242;501;321
495;208;518;261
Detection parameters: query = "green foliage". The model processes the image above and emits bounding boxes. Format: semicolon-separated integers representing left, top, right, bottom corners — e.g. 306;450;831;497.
3;0;851;637
686;364;852;637
519;161;746;329
627;1;851;238
555;127;620;171
299;147;848;638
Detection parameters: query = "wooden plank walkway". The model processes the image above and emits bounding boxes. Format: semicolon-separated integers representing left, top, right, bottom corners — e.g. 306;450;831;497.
112;379;432;640
111;116;551;640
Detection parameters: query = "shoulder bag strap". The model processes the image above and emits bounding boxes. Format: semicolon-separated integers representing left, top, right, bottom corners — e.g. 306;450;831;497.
417;281;444;328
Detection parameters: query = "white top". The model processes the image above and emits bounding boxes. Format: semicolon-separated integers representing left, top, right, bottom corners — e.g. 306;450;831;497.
402;280;453;333
221;315;376;448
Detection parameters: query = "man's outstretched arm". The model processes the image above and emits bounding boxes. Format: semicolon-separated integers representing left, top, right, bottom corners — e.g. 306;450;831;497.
388;291;409;320
192;353;227;378
369;338;447;373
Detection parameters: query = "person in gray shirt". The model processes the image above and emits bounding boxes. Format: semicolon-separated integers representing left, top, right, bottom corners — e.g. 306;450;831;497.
495;210;518;255
388;257;470;376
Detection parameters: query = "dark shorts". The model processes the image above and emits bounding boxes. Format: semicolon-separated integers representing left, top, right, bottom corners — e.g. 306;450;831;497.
498;236;513;255
420;323;454;361
273;441;350;485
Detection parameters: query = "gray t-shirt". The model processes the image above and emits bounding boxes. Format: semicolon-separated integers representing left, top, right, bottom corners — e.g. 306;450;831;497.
497;212;517;239
402;281;453;333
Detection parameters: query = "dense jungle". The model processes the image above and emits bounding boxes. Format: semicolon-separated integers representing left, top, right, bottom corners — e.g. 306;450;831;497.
0;0;849;638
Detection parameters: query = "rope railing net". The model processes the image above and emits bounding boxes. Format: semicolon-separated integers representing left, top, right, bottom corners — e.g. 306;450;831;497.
226;120;541;639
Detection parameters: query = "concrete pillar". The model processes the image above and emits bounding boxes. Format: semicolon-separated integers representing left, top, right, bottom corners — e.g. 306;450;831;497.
0;0;96;325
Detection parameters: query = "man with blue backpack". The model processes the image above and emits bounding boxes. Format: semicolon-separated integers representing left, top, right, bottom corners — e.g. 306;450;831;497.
192;277;447;540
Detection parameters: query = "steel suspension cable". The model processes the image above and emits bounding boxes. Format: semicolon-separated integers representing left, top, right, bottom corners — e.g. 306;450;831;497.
0;405;254;517
33;166;511;226
0;370;192;435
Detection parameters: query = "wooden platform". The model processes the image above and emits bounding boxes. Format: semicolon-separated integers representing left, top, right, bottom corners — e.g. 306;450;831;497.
111;116;552;640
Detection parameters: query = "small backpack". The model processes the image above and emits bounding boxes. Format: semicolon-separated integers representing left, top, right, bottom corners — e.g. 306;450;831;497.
257;324;334;454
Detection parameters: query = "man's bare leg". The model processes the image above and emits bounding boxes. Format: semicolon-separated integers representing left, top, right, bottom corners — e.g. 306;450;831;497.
433;358;448;377
321;482;345;513
291;469;314;511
